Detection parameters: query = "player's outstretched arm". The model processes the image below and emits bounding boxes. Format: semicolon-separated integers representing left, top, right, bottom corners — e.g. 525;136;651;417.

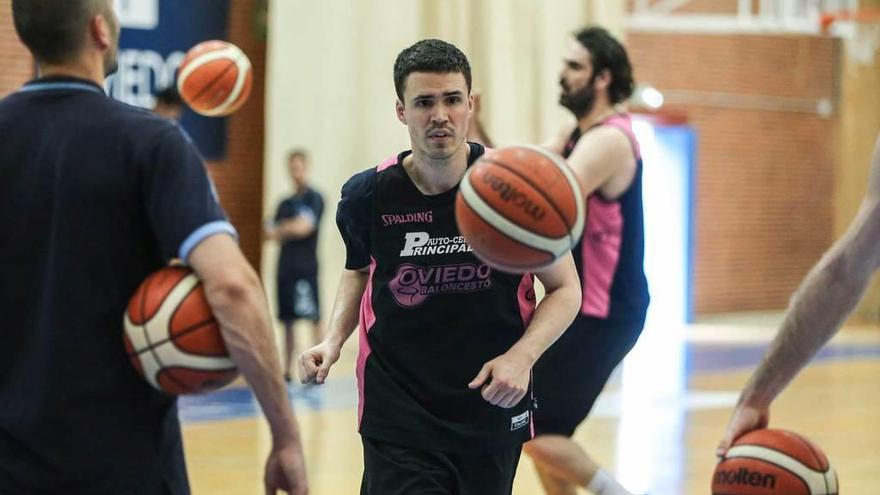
469;253;581;408
299;268;369;385
718;133;880;456
188;234;307;495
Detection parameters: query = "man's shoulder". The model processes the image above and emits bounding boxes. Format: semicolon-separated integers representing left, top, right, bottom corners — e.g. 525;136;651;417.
343;167;379;192
107;100;180;138
0;89;183;154
340;151;412;200
305;186;325;201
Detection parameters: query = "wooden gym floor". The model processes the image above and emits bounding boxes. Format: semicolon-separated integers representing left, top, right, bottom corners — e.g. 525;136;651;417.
181;314;880;494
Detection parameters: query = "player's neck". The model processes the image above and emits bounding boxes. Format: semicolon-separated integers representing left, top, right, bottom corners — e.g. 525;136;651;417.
576;101;617;133
39;57;105;88
405;144;469;195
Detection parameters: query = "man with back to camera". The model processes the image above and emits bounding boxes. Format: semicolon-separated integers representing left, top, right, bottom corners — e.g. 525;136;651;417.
470;26;650;495
0;1;307;493
298;39;582;495
718;133;880;455
265;149;325;383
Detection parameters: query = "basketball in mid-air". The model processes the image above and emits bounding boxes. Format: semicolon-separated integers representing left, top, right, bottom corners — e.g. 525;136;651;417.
123;266;238;395
713;428;838;495
177;40;253;117
456;145;584;273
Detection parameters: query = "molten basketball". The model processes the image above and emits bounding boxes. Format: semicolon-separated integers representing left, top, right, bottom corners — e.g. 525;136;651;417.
712;429;838;495
456;145;584;273
177;40;253;117
123;266;238;395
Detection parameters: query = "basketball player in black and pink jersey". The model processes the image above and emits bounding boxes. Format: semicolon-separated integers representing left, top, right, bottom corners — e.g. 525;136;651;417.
298;39;581;495
470;26;649;495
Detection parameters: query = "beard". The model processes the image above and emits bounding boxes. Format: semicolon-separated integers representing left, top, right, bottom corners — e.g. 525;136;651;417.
559;79;597;119
103;47;119;77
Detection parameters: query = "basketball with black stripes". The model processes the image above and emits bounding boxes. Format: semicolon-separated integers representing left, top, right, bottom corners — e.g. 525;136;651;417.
123;266;238;395
456;145;585;273
712;428;838;495
176;40;253;117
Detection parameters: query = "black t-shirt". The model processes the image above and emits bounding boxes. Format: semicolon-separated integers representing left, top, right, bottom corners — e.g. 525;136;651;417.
274;187;324;278
0;77;234;493
336;143;537;453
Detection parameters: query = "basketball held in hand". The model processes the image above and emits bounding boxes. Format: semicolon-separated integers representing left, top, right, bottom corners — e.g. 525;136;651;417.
123;266;238;395
713;428;838;495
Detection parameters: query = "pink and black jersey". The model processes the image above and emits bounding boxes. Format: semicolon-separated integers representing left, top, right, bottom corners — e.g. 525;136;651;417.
564;113;650;322
336;143;537;453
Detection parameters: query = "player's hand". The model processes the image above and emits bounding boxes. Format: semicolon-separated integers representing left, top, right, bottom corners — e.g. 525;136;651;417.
468;350;532;408
716;402;769;457
264;442;308;495
298;341;341;385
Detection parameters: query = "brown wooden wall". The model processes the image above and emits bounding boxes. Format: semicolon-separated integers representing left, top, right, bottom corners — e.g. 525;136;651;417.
0;0;33;96
627;32;839;314
206;0;266;271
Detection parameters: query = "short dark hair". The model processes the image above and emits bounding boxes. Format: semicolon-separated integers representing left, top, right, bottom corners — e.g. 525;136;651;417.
155;86;183;107
574;27;635;104
12;0;110;65
287;149;308;162
393;39;472;101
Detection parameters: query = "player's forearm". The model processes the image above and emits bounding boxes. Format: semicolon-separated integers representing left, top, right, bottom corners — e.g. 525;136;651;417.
741;250;873;408
276;217;315;239
508;283;580;365
205;275;301;445
323;269;369;349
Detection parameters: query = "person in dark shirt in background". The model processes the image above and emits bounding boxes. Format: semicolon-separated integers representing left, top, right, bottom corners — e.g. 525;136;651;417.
266;149;325;383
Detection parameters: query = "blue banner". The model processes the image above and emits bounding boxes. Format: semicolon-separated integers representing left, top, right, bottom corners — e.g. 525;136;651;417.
106;0;231;160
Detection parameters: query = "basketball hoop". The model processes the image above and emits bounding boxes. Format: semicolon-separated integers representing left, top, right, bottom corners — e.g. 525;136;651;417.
820;8;880;65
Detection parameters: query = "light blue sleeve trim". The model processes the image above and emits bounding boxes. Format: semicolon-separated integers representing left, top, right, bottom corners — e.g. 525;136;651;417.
178;221;239;263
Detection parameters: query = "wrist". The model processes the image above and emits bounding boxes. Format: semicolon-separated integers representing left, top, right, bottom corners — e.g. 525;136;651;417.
507;342;540;367
324;331;346;349
738;386;773;410
269;417;302;449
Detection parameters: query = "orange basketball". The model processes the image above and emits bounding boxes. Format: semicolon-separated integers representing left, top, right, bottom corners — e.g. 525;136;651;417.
177;40;253;117
712;429;838;495
123;266;238;395
456;145;585;273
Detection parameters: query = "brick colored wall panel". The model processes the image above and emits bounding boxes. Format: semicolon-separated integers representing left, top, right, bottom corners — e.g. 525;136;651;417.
628;32;837;314
206;0;266;272
0;0;34;96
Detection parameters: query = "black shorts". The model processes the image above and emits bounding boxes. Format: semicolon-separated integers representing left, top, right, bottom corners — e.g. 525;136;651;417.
532;314;646;437
360;436;522;495
277;274;320;322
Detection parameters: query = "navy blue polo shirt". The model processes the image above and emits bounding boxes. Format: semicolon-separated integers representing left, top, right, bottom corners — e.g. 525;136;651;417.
274;187;324;278
0;76;235;494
